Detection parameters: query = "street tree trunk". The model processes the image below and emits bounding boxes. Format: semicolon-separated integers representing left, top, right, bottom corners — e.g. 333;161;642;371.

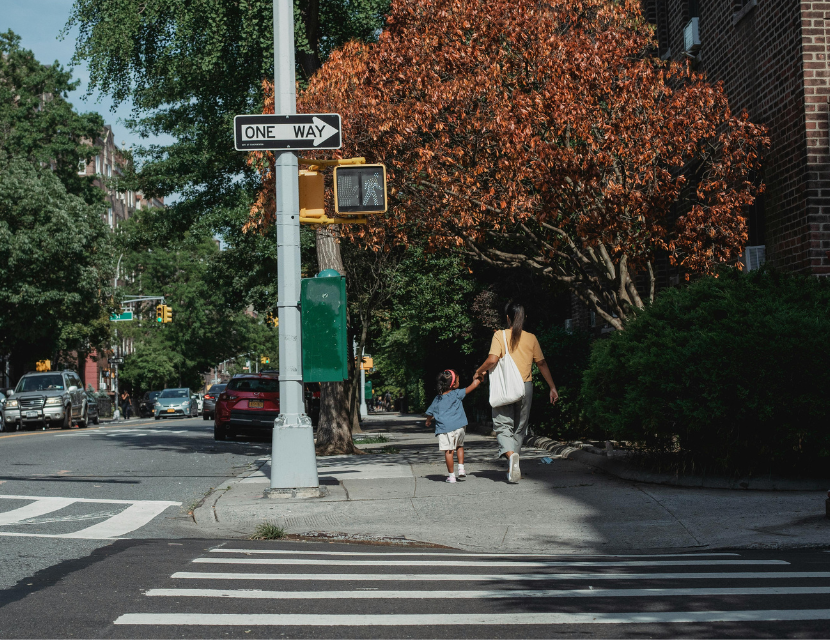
314;226;362;455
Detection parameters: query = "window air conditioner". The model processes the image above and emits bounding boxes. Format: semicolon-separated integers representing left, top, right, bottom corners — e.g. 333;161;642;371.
684;17;701;55
744;245;766;272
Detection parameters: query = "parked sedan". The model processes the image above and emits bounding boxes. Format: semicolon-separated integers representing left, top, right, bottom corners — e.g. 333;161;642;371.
213;373;279;441
202;384;226;421
85;391;100;425
153;388;198;420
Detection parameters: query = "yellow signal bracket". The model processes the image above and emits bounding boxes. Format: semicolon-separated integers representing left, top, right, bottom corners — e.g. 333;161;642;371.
298;157;366;169
300;216;368;225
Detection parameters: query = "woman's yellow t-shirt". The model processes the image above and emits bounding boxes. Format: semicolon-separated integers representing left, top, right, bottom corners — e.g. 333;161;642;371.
489;330;545;382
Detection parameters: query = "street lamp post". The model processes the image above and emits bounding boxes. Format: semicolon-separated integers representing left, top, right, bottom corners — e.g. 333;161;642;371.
268;0;319;495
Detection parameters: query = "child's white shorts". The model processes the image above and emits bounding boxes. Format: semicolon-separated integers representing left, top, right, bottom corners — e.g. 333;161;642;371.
438;427;465;450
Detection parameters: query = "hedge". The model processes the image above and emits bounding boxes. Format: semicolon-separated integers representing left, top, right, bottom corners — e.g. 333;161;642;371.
581;269;830;477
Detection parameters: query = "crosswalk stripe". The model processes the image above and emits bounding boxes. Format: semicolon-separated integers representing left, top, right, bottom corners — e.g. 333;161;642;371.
192;558;789;568
0;497;77;525
210;548;741;558
146;586;830;599
60;501;179;539
114;610;830;626
171;571;829;581
0;495;180;539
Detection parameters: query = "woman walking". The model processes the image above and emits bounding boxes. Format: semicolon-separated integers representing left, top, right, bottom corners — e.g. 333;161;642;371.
475;301;558;483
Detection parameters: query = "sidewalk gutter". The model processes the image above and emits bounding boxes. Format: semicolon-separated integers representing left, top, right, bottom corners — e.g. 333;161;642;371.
525;435;828;492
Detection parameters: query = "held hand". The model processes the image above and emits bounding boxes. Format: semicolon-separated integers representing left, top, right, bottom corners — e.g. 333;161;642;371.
549;387;559;404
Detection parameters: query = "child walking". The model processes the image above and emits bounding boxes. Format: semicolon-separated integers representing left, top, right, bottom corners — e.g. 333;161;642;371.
425;369;482;483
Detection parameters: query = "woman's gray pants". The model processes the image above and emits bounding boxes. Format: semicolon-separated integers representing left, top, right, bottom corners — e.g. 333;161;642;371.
492;381;533;457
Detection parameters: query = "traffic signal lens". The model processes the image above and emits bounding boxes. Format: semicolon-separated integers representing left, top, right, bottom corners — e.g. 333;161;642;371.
333;164;387;214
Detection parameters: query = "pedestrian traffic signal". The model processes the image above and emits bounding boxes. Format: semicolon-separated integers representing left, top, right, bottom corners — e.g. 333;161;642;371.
298;169;325;219
333;164;387;214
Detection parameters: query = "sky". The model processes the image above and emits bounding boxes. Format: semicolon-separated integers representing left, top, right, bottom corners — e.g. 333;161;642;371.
2;0;172;153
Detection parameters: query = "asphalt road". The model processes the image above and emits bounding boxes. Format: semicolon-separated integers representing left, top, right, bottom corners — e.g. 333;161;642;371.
1;539;829;638
2;417;830;638
0;416;268;592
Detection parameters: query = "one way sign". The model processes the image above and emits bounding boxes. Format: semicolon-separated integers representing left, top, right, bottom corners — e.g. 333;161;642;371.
234;114;342;151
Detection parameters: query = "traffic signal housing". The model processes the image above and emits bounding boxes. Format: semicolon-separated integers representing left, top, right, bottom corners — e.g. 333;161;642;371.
260;356;270;365
156;304;173;323
333;164;387;214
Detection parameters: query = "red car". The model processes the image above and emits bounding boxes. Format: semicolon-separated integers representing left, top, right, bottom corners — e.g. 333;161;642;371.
213;372;322;441
213;373;280;441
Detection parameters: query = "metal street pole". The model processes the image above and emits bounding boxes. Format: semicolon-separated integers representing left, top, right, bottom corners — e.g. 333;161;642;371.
270;0;319;493
359;348;368;420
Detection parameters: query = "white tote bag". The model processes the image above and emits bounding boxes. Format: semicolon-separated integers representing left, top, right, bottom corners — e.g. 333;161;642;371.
489;330;526;408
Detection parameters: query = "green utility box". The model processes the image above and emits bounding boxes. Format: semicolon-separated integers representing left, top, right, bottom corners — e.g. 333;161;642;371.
301;269;348;382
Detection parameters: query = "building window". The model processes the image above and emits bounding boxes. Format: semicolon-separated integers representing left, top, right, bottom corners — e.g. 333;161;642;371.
94;155;101;174
688;0;700;17
107;207;113;228
77;159;86;176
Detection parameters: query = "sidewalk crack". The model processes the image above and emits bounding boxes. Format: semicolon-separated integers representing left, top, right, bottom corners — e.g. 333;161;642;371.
634;485;704;546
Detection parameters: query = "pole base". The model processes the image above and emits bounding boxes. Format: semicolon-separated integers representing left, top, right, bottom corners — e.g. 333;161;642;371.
265;487;328;499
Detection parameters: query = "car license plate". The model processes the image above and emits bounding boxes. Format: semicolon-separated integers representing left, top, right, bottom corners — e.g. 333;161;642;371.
249;400;264;408
167;408;175;413
26;410;38;418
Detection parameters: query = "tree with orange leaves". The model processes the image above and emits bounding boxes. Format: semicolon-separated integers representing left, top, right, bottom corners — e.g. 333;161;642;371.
249;0;769;331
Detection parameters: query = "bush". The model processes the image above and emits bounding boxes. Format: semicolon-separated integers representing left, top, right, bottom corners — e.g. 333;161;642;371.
530;326;594;440
581;269;830;477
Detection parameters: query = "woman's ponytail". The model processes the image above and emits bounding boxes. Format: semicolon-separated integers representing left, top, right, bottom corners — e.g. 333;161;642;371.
505;300;525;352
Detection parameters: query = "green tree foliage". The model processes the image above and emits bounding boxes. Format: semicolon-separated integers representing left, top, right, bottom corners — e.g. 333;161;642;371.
530;326;593;440
0;153;114;369
0;31;104;205
66;0;390;231
581;269;830;477
117;212;279;392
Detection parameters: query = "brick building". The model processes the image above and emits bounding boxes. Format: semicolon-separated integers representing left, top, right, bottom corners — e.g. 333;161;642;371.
642;0;830;276
76;125;164;393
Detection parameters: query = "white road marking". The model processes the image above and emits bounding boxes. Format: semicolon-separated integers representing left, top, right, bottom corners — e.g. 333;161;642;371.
0;495;180;539
146;586;830;599
60;501;179;538
114;610;830;626
172;570;828;582
210;549;741;558
0;497;77;525
192;558;788;568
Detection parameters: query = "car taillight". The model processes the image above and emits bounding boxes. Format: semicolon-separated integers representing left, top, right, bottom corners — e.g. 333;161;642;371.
204;395;213;400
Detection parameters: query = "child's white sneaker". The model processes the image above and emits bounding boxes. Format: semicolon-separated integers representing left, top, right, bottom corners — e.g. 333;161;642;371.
507;453;520;483
445;474;457;483
457;465;466;478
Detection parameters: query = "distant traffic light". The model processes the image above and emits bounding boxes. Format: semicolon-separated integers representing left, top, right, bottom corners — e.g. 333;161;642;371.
333;164;387;214
266;313;279;328
260;356;270;364
156;304;173;323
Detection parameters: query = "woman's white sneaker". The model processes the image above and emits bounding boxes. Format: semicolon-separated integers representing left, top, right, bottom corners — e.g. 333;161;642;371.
445;474;457;483
457;465;466;477
508;453;520;483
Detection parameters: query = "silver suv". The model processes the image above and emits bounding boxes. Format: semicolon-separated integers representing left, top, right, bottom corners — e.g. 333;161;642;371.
3;371;89;431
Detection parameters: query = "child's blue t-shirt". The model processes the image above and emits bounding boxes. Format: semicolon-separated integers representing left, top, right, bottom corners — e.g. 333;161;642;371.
425;389;468;435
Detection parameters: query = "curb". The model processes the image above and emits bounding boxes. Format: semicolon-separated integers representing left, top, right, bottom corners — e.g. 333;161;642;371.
524;436;829;492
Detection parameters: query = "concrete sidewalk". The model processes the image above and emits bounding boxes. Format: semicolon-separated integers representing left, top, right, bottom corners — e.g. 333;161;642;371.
192;414;830;553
